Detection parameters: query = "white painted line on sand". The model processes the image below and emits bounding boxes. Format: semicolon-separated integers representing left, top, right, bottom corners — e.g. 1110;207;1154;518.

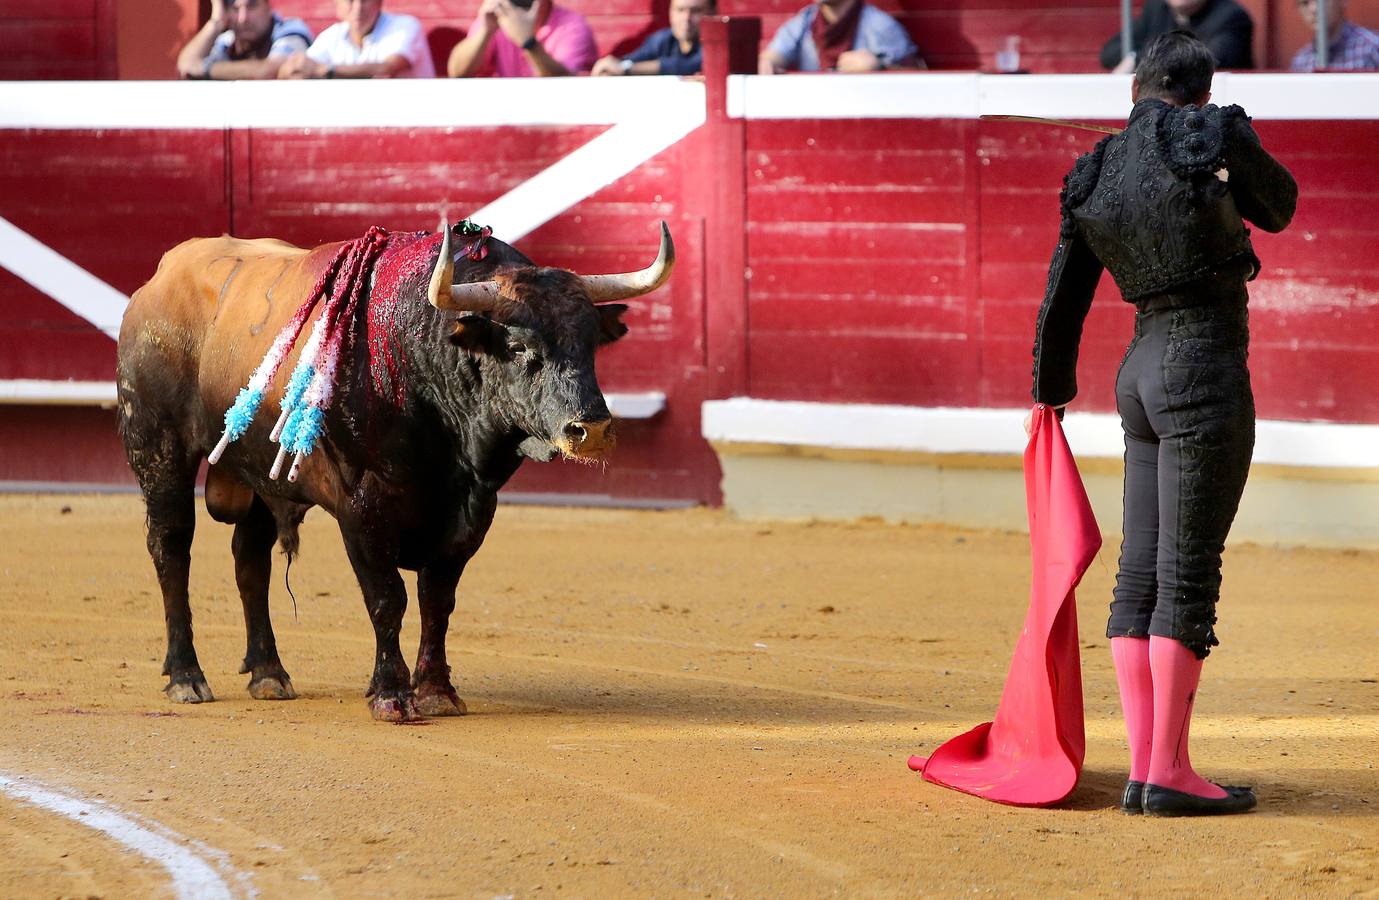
0;772;248;900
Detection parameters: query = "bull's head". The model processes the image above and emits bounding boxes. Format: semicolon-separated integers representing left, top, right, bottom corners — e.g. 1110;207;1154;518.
425;219;674;463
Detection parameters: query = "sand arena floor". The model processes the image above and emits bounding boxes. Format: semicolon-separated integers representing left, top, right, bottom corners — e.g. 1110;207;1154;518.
0;493;1375;897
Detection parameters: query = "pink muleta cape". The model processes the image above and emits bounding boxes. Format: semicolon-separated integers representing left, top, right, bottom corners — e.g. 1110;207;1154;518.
908;404;1102;806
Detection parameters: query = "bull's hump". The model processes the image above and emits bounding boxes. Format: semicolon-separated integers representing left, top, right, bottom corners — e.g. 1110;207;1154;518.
195;235;308;260
153;237;308;287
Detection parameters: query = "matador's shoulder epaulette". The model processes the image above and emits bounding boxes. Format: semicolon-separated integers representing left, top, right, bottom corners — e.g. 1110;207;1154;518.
1058;135;1112;238
1158;103;1250;182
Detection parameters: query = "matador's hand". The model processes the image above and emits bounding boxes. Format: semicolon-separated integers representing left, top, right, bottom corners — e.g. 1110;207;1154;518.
1025;404;1068;436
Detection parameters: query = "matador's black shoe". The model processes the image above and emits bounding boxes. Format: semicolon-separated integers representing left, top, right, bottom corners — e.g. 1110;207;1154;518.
1142;783;1257;817
1120;780;1145;815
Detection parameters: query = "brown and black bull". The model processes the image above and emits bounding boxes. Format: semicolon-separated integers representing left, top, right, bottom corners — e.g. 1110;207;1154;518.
116;220;673;720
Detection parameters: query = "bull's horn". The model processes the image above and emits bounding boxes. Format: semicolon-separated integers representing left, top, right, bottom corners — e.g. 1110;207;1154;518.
427;214;502;312
444;279;505;310
579;221;675;303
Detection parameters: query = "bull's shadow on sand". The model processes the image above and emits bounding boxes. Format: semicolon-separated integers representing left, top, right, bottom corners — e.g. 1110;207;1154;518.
309;667;940;728
291;674;1375;818
276;659;1378;819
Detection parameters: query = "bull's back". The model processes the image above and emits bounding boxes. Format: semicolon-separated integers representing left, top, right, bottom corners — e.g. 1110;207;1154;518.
119;236;319;432
122;236;309;347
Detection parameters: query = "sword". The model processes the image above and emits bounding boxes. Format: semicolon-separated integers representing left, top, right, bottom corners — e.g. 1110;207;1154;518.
980;114;1123;135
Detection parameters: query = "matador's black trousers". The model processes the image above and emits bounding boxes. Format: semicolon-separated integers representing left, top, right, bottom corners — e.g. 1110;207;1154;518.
1107;280;1255;659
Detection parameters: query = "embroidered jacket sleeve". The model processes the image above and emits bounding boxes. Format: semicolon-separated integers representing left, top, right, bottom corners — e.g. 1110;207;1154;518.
1031;141;1109;406
1032;231;1104;406
1223;113;1298;234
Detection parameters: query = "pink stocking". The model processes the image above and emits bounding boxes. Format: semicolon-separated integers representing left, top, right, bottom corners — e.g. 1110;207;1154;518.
1147;636;1227;798
1110;637;1153;782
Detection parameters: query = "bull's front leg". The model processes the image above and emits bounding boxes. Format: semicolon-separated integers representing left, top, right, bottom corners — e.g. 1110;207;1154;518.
340;527;421;722
413;556;468;716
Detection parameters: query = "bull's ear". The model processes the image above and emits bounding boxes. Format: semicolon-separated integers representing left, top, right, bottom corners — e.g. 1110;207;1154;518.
448;314;507;355
597;304;630;345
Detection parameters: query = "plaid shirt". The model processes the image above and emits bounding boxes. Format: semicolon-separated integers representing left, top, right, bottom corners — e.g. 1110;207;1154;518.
1291;21;1379;71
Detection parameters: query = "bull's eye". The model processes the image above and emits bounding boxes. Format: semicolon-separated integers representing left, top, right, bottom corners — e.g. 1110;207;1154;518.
507;342;528;356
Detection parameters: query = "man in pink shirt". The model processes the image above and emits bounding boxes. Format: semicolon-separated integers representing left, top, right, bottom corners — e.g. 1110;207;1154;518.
447;0;597;77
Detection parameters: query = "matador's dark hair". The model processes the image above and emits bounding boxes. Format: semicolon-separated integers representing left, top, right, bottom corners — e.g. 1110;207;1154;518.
1134;31;1215;105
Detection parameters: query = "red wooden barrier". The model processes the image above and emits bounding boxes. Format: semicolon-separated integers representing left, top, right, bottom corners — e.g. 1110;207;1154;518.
2;66;1377;496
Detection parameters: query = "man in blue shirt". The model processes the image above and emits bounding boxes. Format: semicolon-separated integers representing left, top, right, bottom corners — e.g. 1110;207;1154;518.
592;0;713;76
176;0;312;79
1290;0;1379;71
759;0;921;73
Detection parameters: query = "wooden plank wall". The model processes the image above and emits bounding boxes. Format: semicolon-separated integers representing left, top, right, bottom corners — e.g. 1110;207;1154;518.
743;115;1379;424
0;0;116;79
2;106;1377;488
0;121;723;499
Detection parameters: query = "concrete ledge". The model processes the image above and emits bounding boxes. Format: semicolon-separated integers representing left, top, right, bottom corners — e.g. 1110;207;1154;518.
704;399;1379;549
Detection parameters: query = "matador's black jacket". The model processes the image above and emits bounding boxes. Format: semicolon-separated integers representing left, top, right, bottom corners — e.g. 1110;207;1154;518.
1031;98;1298;406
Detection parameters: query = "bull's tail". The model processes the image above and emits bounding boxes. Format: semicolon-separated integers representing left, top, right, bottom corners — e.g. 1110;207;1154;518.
274;506;304;561
273;505;307;619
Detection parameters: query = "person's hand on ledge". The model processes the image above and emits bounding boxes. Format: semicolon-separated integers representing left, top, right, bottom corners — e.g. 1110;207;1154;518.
277;51;324;79
836;49;882;72
591;55;626;77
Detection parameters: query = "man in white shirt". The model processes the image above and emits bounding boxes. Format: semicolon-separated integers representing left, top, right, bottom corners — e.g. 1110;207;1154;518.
279;0;435;78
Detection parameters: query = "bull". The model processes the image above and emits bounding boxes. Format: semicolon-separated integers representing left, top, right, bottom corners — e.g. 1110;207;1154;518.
116;219;673;720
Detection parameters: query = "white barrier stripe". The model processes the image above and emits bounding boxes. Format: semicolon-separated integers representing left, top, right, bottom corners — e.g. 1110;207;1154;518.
470;105;703;241
727;71;1379;121
0;217;128;340
0;77;705;130
0;379;666;419
4;74;1377;131
0;773;241;900
701;398;1379;470
0;379;119;406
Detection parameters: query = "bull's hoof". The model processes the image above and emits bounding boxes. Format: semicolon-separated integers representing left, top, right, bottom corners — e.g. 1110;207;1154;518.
247;671;297;701
165;673;214;704
368;690;424;723
415;682;467;717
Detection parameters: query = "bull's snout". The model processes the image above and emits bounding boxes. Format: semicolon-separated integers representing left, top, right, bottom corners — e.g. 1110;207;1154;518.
563;417;615;457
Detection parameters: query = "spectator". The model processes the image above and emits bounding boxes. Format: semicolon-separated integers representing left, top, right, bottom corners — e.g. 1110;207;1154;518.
759;0;921;74
1101;0;1254;72
278;0;434;79
591;0;714;77
1291;0;1379;71
448;0;598;78
176;0;312;80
